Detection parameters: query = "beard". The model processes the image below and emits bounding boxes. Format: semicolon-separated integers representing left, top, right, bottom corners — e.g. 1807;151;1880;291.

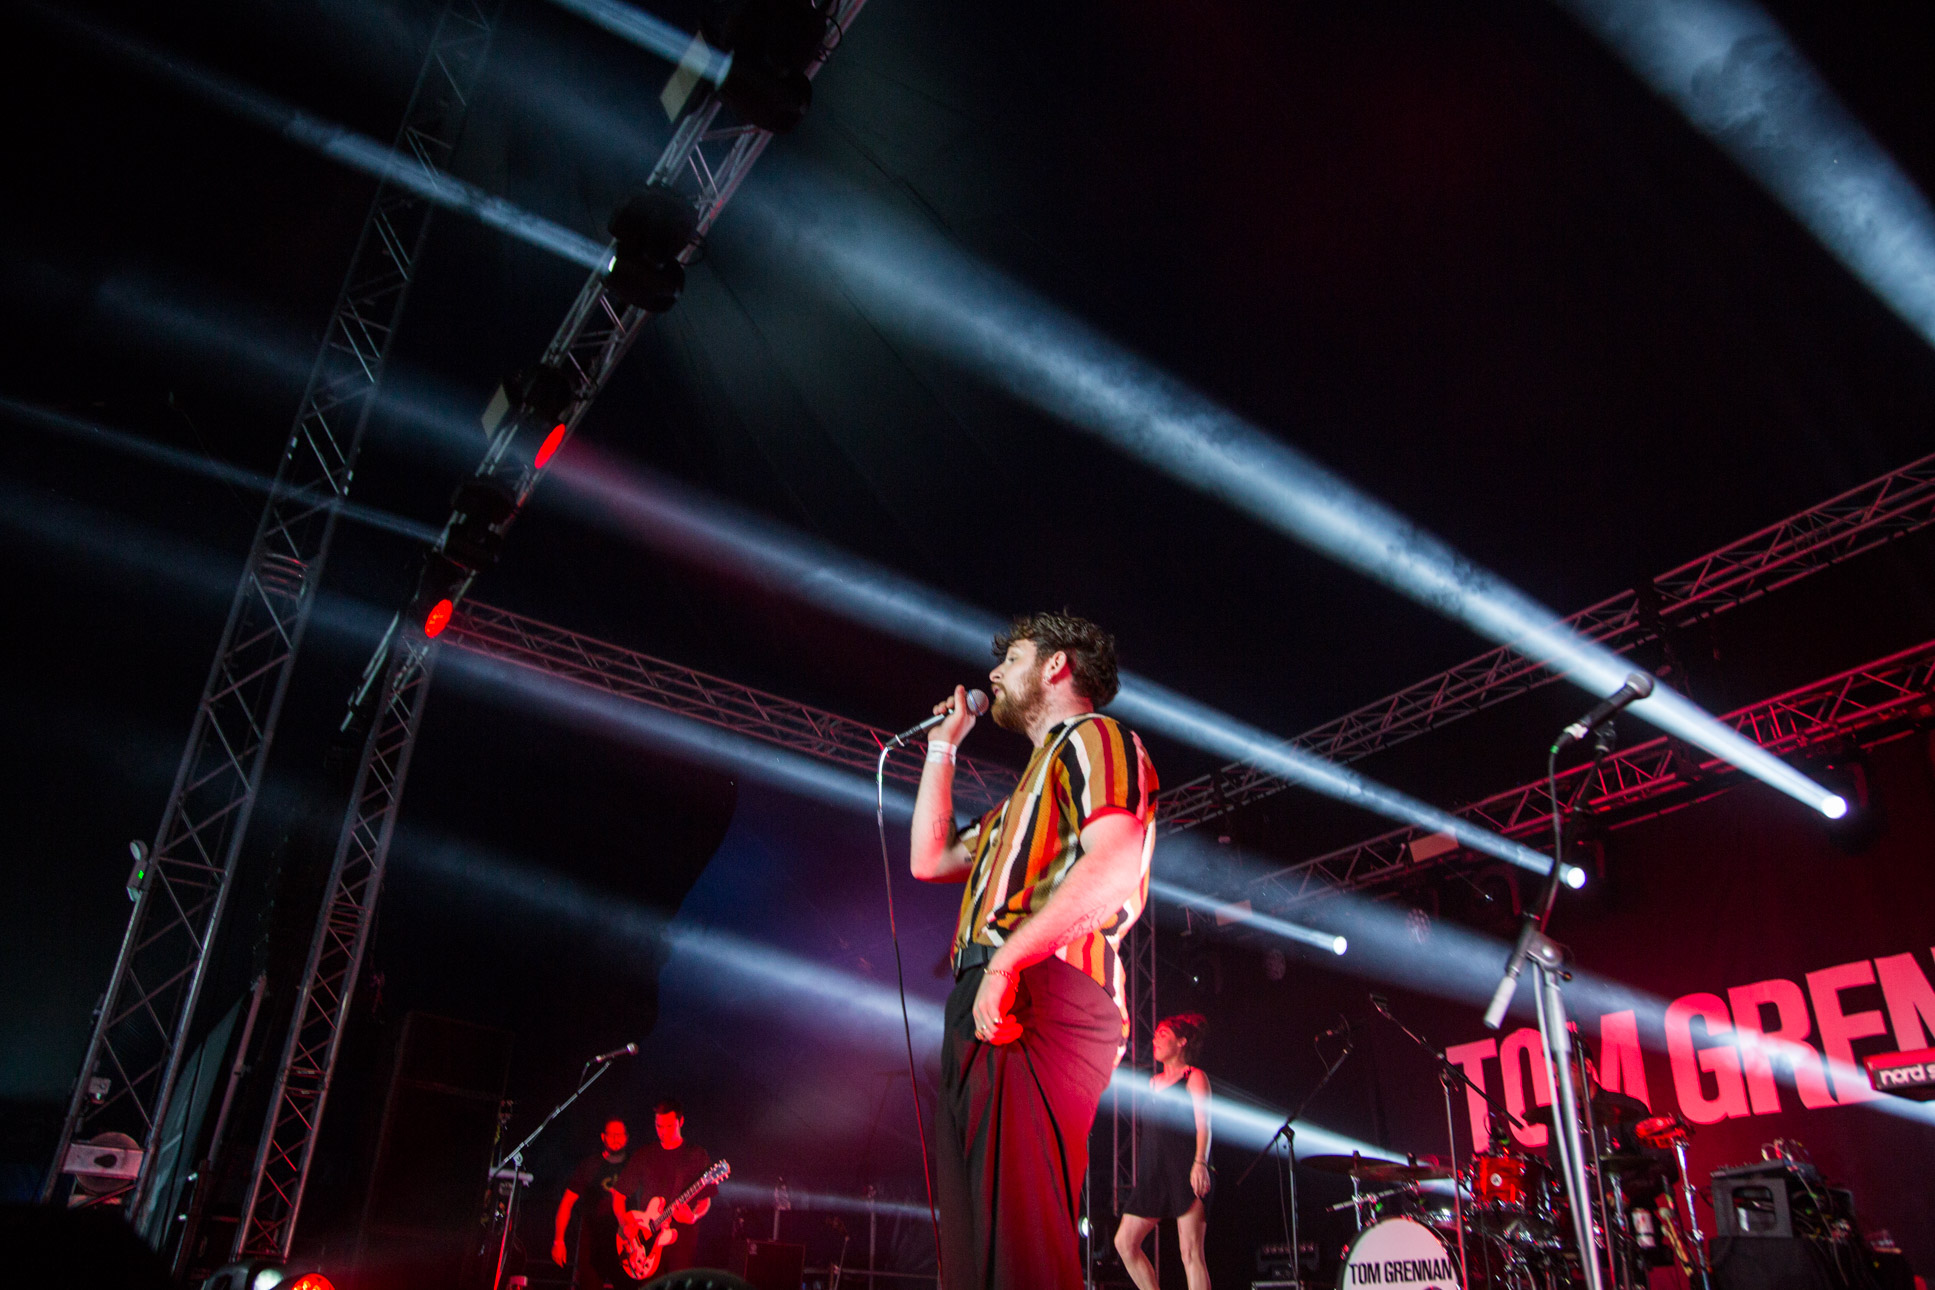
991;666;1047;732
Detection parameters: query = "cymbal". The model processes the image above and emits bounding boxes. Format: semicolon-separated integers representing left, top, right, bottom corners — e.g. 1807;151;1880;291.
1302;1153;1403;1178
1597;1152;1666;1177
1592;1096;1651;1127
1358;1162;1455;1183
1300;1153;1452;1182
1522;1094;1649;1128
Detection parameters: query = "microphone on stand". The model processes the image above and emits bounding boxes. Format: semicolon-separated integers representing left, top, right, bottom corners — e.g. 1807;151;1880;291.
1552;673;1655;753
589;1042;640;1063
1319;1015;1356;1041
890;688;990;744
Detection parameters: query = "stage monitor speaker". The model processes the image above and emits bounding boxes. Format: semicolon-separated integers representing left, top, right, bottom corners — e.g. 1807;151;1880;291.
734;1239;805;1290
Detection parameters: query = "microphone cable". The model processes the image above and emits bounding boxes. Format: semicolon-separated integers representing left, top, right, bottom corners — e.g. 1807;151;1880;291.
876;735;945;1280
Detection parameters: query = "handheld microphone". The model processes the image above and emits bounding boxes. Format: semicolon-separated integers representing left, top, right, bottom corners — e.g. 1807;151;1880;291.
891;688;990;743
1553;673;1655;753
590;1042;640;1063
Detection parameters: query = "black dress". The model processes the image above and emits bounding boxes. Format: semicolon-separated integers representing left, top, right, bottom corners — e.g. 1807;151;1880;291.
1123;1072;1208;1220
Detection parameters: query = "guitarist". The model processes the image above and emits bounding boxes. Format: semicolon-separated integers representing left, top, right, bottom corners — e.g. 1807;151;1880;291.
613;1099;714;1273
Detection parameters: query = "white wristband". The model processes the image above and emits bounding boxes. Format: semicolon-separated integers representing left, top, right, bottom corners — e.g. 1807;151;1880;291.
926;740;957;764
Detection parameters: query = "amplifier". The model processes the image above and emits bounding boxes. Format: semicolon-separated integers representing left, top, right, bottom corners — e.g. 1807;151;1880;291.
1863;1046;1935;1100
1255;1241;1318;1276
735;1239;805;1290
1710;1161;1854;1239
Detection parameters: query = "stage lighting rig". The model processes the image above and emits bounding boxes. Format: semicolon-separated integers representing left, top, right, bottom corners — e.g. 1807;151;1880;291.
406;551;468;640
200;1262;335;1290
402;478;518;641
706;0;834;133
482;363;578;472
443;477;519;573
605;185;700;312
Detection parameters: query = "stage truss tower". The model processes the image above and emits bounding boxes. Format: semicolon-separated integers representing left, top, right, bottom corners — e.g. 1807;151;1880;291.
44;0;500;1227
234;1;870;1259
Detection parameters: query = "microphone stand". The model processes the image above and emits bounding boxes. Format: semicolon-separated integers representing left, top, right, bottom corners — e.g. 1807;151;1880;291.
1237;1031;1356;1287
1482;725;1620;1290
1368;997;1529;1290
488;1055;622;1290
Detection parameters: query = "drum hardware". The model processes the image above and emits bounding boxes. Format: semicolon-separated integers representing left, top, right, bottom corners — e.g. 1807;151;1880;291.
1326;1183;1411;1212
1236;1021;1362;1290
1634;1112;1709;1289
1369;993;1537;1290
1305;1154;1456;1185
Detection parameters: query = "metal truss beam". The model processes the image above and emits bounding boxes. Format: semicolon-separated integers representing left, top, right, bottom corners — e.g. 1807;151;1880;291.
236;638;436;1259
1160;451;1935;833
1250;638;1935;910
232;1;870;1259
445;600;1012;811
45;0;499;1223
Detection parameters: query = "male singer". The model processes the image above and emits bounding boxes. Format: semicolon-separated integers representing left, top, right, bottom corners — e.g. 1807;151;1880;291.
911;611;1158;1289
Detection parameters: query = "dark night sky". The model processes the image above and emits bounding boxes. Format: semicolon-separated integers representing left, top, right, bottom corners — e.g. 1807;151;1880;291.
4;0;1935;1275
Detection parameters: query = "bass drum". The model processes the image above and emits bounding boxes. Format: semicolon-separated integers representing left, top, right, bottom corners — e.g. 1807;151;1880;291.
1336;1218;1459;1290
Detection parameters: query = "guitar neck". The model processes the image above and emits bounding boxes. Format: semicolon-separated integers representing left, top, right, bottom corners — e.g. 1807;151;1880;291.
650;1174;711;1233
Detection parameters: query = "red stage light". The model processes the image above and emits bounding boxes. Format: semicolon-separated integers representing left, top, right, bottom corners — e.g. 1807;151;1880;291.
535;423;568;468
423;598;455;638
284;1276;336;1290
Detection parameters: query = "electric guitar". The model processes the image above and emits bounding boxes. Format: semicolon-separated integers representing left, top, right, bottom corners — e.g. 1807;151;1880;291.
617;1158;730;1280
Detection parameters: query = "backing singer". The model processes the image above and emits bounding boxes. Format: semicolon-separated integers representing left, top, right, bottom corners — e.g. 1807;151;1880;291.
910;611;1158;1290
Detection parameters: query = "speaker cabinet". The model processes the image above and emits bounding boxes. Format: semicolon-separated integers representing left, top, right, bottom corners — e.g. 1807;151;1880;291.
735;1238;806;1290
354;1013;514;1290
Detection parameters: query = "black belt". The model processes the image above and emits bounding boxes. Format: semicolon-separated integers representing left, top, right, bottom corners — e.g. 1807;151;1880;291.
954;941;997;979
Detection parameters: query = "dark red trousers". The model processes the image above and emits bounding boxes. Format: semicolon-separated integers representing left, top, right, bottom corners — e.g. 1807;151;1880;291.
936;957;1122;1290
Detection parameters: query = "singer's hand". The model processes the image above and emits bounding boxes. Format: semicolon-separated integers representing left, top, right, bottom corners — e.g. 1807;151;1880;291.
930;684;978;747
972;964;1022;1044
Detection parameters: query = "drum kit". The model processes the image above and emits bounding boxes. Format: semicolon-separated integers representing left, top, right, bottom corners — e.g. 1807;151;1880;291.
1302;1099;1705;1290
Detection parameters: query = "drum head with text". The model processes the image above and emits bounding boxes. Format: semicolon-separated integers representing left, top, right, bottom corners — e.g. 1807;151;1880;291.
1337;1218;1458;1290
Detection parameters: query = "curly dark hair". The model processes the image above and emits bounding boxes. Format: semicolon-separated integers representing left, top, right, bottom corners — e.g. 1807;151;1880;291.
1160;1012;1209;1065
992;610;1120;707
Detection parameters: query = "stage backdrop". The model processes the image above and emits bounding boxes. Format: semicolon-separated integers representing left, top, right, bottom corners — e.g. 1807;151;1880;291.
1200;729;1935;1277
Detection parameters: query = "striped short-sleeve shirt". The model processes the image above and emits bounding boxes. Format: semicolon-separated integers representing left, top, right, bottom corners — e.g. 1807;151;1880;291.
952;712;1159;1037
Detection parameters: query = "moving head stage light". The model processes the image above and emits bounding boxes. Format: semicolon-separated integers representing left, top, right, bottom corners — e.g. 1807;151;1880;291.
605;184;701;312
706;0;835;133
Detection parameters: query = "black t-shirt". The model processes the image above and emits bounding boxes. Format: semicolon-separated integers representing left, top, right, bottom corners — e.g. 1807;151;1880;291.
566;1149;630;1236
615;1140;712;1214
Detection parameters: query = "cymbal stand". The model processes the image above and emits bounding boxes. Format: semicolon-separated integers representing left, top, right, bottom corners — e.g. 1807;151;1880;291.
1571;1046;1622;1290
1370;996;1527;1290
1238;1031;1356;1285
1662;1128;1710;1290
